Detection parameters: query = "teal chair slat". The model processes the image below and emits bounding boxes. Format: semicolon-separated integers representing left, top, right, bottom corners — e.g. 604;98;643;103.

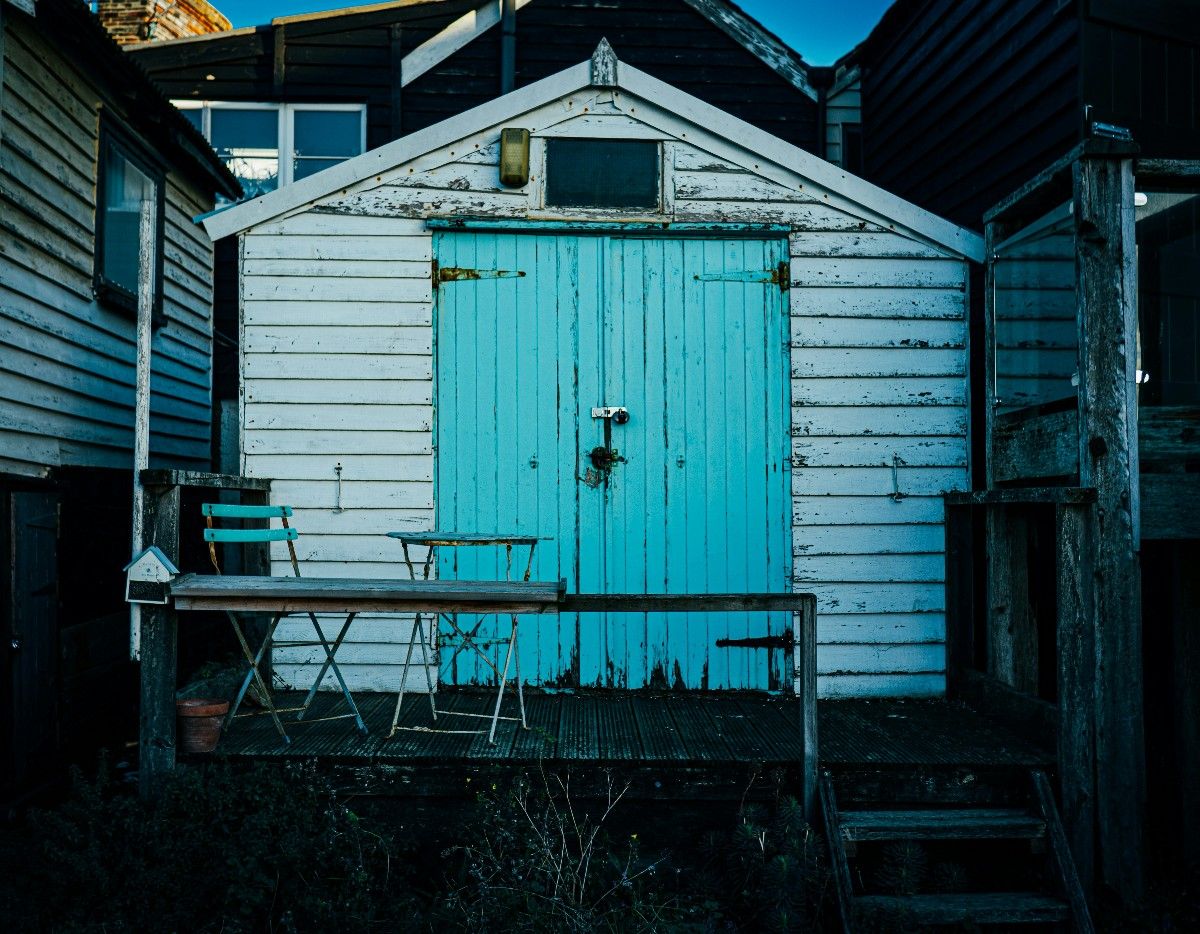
203;503;293;519
204;527;299;543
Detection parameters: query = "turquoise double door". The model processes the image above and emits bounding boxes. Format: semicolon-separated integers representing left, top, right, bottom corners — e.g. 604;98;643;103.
434;230;791;691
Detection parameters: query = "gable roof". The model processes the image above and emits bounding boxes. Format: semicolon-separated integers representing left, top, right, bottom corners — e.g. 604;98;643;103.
130;0;814;99
202;41;983;261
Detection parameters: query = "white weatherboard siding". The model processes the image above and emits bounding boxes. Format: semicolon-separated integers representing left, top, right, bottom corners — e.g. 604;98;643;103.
0;18;214;476
241;214;437;692
235;64;973;698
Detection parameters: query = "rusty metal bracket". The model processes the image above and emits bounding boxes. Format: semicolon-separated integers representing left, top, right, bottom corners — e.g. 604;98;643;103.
432;259;527;291
692;260;789;292
714;631;795;650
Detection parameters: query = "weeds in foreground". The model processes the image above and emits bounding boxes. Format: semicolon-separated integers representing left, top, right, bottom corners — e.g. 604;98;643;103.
3;755;413;933
438;769;687;931
0;756;830;932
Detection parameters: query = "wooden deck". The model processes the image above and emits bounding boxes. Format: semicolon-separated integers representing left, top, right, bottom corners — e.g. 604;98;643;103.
206;690;1051;798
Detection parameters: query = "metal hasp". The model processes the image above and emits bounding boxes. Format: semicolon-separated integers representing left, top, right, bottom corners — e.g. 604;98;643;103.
590;406;629;482
591;406;629;423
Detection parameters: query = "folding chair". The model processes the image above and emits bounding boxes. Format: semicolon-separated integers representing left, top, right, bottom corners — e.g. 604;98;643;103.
203;503;367;744
386;533;538;744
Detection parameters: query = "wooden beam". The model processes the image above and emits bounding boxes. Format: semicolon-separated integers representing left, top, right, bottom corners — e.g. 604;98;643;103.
140;469;271;491
983;220;998;487
1032;770;1096;934
1055;501;1097;897
1072;153;1144;900
984;139;1138;232
945;488;1096;506
389;22;403;140
1134;158;1200;182
500;0;515;95
272;23;286;95
138;484;180;800
992;408;1079;484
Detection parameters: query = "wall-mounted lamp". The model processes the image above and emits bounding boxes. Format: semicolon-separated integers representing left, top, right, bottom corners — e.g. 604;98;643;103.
499;128;530;187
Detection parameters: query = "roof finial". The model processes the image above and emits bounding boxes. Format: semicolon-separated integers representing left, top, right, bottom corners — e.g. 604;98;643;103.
591;38;618;87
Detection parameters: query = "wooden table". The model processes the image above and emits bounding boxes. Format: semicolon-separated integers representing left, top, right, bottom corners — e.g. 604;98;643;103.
169;574;567;614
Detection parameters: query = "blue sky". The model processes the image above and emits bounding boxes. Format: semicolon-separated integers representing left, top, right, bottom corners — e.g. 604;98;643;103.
213;0;893;66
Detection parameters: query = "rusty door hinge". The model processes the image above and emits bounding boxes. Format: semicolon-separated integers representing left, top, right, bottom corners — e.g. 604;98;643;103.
692;260;789;293
432;259;527;291
715;630;794;650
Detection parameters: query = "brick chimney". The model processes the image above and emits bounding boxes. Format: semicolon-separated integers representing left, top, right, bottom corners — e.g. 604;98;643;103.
96;0;231;45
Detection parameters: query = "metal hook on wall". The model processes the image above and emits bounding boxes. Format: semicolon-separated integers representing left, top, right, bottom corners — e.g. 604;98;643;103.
334;462;345;513
889;453;907;502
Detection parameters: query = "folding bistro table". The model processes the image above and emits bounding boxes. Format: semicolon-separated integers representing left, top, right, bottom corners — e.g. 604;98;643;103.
386;532;541;743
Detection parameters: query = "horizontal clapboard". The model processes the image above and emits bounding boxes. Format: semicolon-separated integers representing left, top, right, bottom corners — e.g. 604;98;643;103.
1;18;214;475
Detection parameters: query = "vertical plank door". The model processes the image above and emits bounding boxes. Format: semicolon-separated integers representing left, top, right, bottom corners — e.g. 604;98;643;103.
434;231;790;690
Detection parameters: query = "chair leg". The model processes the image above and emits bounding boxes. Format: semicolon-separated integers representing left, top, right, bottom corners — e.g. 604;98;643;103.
301;611;367;734
513;616;527;729
226;612;289;745
297;612;361;731
489;622;518;745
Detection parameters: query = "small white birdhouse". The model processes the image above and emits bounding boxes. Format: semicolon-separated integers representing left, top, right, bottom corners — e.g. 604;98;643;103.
124;546;179;604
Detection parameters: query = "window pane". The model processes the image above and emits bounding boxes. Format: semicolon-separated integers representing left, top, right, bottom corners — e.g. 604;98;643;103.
545;139;659;209
102;146;155;295
211;108;279;198
293;157;345;181
293;110;362;159
178;108;203;133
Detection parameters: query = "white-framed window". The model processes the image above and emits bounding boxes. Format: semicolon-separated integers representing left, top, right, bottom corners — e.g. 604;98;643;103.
174;101;367;201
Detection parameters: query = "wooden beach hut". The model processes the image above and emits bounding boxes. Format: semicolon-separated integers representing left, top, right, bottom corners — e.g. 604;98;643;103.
200;41;983;701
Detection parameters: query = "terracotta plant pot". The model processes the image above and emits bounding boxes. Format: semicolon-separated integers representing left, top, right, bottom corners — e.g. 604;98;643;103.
176;698;230;754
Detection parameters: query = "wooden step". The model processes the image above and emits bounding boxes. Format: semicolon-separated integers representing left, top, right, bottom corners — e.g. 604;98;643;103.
855;892;1070;925
840;807;1046;841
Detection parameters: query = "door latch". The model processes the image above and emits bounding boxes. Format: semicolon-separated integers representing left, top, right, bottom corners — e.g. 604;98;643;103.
591;406;630;425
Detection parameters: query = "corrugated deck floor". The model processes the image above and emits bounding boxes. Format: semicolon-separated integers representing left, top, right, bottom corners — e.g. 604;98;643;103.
212;690;1051;768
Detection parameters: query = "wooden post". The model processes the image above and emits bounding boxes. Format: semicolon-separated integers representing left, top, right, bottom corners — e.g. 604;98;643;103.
797;593;818;821
1055;501;1096;896
130;200;156;662
1072;151;1144;900
272;24;286;95
986;505;1038;694
389;23;404;141
500;0;516;94
138;481;180;799
982;220;998;489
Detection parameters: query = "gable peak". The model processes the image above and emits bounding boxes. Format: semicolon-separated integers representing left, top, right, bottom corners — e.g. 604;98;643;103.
591;38;619;87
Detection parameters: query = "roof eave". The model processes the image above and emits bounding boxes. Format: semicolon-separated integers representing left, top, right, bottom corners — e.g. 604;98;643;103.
203;50;982;261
